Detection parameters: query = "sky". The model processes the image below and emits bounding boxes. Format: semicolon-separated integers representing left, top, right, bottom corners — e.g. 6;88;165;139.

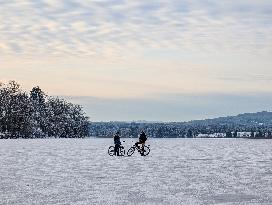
1;0;272;121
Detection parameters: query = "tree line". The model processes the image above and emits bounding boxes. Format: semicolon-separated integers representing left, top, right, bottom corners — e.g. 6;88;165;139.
0;81;89;138
89;121;272;139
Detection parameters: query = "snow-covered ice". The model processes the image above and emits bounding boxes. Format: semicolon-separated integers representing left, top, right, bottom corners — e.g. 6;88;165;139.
0;138;272;205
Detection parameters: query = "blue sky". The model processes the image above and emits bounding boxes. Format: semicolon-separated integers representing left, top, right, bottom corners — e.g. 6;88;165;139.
1;0;272;121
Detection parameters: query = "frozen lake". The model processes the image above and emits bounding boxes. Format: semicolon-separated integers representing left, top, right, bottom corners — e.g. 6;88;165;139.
0;138;272;205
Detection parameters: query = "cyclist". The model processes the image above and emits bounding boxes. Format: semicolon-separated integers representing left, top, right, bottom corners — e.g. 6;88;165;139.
135;130;147;155
113;131;121;156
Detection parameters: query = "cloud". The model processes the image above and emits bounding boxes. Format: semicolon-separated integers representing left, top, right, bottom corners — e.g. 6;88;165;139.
0;0;271;58
1;0;272;102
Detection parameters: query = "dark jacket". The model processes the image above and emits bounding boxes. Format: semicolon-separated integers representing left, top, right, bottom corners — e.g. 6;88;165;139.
114;134;121;145
139;132;147;142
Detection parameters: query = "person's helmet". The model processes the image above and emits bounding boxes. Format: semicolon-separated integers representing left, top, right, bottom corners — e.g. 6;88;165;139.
116;131;120;135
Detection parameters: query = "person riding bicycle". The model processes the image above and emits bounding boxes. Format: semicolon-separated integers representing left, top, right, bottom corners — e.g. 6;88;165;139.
135;130;147;155
113;131;121;156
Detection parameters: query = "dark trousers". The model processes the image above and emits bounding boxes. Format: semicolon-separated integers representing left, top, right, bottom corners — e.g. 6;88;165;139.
114;144;121;156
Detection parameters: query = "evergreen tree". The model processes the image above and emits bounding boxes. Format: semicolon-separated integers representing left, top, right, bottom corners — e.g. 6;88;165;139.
0;81;89;138
226;131;232;138
0;81;33;137
30;86;48;137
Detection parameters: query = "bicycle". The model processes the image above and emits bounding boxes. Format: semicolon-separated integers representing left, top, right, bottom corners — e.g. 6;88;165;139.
127;143;150;156
108;141;126;156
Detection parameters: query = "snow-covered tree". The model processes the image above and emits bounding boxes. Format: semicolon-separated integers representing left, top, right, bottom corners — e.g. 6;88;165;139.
0;81;89;138
46;97;89;138
30;86;48;137
0;81;33;138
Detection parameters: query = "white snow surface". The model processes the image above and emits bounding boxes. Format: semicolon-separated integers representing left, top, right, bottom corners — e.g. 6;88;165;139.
0;138;272;205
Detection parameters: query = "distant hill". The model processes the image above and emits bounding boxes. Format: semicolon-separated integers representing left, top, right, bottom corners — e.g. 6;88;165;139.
185;111;272;127
89;111;272;138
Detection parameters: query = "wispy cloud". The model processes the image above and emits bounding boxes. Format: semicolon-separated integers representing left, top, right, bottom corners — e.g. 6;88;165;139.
0;0;271;58
1;1;272;120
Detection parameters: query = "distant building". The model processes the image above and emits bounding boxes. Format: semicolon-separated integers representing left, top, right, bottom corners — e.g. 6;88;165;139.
237;132;251;138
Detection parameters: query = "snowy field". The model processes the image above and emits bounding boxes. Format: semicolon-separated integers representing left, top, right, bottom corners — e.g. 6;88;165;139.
0;138;272;205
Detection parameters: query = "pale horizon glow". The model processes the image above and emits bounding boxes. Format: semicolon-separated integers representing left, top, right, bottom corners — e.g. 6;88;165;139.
1;0;272;121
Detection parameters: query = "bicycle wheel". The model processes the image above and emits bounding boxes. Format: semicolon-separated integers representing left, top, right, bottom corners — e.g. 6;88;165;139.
127;147;135;156
142;145;150;156
108;146;115;156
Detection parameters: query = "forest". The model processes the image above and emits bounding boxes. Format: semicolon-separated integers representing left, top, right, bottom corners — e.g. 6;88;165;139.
0;81;89;138
89;112;272;139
